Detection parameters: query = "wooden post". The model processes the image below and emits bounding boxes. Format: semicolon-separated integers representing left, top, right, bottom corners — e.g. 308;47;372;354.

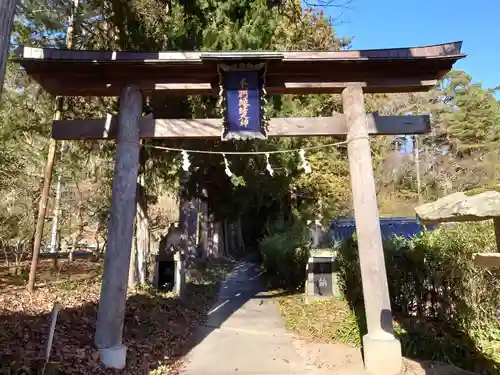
494;218;500;252
342;84;402;375
95;85;142;369
27;100;62;292
0;0;16;94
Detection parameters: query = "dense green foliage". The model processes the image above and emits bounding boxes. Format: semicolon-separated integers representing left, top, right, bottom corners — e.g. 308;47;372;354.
262;221;500;372
337;223;500;374
259;223;310;289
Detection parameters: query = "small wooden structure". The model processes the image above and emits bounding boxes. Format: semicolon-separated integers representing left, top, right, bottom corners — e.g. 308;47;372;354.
14;42;464;374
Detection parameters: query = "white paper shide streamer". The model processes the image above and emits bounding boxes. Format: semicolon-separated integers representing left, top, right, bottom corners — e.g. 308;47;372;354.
223;153;233;177
299;149;312;174
181;150;191;172
265;153;274;176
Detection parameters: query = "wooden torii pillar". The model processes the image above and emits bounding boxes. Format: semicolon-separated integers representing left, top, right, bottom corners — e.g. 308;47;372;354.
343;84;401;374
94;85;142;368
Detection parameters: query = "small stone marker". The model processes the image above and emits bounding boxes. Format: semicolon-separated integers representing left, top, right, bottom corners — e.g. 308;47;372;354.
154;246;185;296
153;249;175;290
304;248;340;304
174;250;186;298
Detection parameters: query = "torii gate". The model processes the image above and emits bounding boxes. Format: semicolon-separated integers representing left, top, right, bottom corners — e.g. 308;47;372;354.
14;42;465;374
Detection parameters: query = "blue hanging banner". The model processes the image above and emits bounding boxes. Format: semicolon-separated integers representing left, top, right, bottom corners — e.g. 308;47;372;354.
218;63;268;141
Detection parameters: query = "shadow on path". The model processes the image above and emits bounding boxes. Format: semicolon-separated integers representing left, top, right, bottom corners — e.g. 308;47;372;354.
179;259;310;375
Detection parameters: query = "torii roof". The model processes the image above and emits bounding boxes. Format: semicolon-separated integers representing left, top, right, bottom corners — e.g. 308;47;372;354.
13;42;465;97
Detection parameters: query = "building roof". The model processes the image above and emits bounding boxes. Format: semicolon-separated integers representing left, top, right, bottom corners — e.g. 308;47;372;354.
13;42;465;96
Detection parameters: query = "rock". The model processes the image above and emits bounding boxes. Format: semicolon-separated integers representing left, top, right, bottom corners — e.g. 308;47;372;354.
415;190;500;224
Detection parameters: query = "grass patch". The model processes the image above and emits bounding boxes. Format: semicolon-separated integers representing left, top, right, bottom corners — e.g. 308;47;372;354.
275;293;361;347
336;224;500;374
464;182;500;196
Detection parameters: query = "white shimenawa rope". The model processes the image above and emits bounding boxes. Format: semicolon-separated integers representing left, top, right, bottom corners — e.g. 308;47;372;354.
299;149;312;174
146;140;347;155
145;140;348;176
222;153;233;177
265;153;274;176
181;150;190;171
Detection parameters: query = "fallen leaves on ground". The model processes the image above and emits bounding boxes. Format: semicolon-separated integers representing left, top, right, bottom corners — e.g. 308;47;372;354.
0;259;233;374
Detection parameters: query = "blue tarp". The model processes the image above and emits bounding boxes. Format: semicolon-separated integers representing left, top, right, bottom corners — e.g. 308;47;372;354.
330;217;435;242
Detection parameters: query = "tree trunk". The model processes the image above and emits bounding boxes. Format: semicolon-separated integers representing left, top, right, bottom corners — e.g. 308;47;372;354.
50;142;65;255
494;218;500;252
128;229;137;288
27;107;60;292
3;243;9;267
0;0;16;94
26;0;81;291
135;180;149;284
223;218;229;257
14;251;20;274
50;143;65;272
179;171;192;259
198;200;208;258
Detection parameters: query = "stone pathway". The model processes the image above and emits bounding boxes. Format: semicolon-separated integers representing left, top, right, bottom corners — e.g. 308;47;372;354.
179;260;320;375
178;260;466;375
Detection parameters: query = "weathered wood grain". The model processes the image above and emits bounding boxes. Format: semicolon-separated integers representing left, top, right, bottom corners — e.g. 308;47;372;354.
52;114;431;140
13;42;465;96
15;42;464;62
342;84;402;374
31;78;441;96
95;85;142;364
474;253;500;268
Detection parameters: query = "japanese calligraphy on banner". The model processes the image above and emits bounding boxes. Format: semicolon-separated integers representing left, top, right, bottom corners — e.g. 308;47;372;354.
218;63;268;141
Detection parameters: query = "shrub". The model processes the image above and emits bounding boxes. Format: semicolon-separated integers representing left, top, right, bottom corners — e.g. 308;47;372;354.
259;223;310;289
336;222;500;373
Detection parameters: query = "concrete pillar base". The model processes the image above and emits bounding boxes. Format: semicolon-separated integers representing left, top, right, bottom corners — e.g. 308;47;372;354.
363;333;402;375
99;344;127;369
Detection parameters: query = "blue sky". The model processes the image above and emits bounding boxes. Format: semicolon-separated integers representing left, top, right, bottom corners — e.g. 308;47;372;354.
326;0;499;92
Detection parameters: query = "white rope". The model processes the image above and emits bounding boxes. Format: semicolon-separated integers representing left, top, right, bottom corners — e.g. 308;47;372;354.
145;140;348;155
222;153;233;177
181;150;190;171
265;153;274;176
299;149;312;174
